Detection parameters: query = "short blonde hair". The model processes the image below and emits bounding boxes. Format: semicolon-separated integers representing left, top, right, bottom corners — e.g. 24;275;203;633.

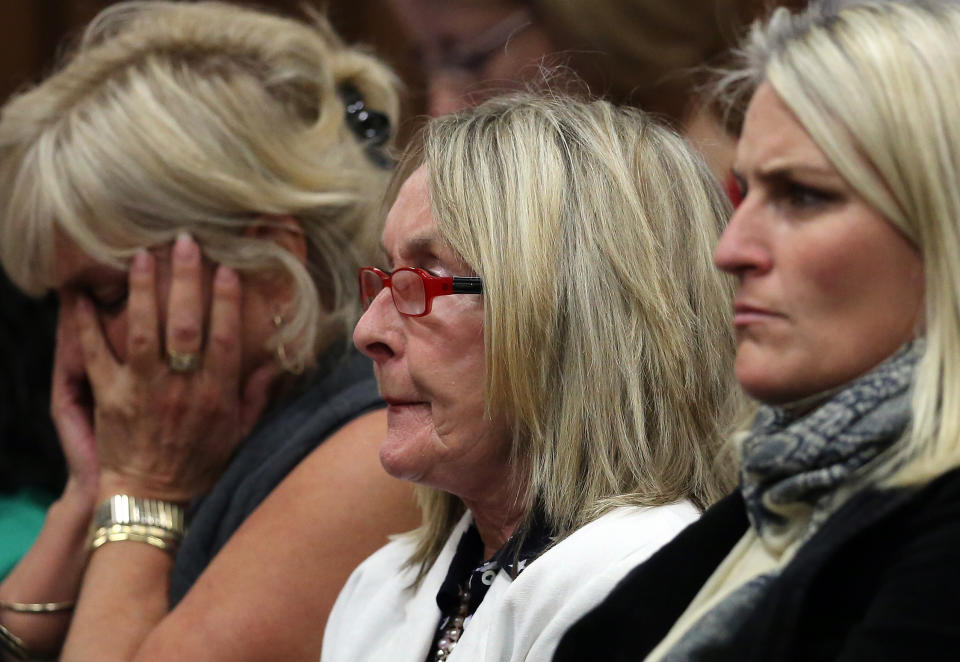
720;0;960;484
0;1;399;367
398;93;741;574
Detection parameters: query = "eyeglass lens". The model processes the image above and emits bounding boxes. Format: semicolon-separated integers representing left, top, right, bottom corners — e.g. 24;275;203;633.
360;269;383;311
360;269;427;316
391;270;426;315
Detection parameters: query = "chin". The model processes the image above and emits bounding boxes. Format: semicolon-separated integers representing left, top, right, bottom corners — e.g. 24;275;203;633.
735;361;797;406
378;436;428;483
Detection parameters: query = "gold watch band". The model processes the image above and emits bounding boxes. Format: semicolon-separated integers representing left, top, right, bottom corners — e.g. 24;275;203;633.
89;495;186;553
92;495;185;537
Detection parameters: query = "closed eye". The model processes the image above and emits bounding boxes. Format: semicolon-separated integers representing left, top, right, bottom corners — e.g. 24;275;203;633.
86;285;128;316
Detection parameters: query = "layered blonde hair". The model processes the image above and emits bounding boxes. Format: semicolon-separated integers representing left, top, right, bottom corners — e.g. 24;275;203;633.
0;1;399;368
398;94;741;575
720;0;960;485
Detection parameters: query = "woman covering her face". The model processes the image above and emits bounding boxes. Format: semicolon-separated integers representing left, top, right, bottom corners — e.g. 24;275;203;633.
321;94;743;662
556;1;960;659
0;3;420;661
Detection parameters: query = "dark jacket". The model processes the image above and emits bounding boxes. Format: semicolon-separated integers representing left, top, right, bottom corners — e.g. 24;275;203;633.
555;466;960;661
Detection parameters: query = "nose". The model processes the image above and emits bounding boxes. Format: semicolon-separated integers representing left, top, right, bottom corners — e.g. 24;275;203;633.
353;287;401;363
713;196;773;276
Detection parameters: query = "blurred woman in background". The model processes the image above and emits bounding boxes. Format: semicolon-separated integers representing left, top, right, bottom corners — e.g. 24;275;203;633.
385;0;767;180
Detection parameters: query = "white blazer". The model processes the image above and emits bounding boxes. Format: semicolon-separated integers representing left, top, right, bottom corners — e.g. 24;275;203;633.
322;502;699;662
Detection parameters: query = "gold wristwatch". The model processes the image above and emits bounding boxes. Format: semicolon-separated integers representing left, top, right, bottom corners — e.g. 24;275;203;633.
89;495;186;553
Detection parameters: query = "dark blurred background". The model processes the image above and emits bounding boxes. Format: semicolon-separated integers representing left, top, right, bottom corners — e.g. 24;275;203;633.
0;0;806;147
0;1;428;143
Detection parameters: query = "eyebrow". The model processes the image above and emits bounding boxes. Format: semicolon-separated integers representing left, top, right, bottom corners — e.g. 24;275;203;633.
734;161;840;182
380;232;443;268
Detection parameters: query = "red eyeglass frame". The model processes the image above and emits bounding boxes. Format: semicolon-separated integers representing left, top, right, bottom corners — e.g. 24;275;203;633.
358;266;483;317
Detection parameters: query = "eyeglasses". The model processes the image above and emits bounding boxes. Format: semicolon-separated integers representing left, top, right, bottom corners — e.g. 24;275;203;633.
358;266;483;317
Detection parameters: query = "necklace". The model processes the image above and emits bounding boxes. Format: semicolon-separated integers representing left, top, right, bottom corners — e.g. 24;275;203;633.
433;586;471;661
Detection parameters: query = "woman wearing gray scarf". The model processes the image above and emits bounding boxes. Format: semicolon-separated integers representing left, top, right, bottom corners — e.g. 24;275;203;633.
556;1;960;659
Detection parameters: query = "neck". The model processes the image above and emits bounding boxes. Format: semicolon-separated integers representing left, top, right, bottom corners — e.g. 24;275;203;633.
460;475;527;559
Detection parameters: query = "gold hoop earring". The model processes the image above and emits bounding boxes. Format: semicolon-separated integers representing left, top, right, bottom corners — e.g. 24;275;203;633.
272;314;304;374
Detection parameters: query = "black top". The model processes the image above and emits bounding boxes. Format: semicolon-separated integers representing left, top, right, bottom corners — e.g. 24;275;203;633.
555;466;960;661
169;347;382;605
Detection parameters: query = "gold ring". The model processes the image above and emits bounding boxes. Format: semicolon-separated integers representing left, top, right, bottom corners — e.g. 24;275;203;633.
168;350;200;373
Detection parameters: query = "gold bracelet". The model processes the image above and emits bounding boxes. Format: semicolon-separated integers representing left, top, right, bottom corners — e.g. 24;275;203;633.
0;600;74;613
89;524;179;554
0;622;29;660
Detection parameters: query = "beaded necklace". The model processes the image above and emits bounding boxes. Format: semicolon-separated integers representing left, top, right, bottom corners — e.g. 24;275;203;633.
433;587;471;661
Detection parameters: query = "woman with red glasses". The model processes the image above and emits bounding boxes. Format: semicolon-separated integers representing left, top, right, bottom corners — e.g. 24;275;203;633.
321;93;744;662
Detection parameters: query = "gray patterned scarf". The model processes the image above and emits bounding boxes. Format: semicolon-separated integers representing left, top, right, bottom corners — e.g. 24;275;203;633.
660;341;922;661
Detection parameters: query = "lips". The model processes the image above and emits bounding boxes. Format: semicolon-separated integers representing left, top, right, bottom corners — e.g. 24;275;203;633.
732;301;783;326
382;396;425;407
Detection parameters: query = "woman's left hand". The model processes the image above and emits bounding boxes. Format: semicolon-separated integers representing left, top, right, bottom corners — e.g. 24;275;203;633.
74;235;277;503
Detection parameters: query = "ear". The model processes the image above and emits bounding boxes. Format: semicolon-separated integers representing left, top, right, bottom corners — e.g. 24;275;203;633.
244;214;308;265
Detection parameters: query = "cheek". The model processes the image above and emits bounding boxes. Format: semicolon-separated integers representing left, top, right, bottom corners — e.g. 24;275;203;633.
406;315;487;422
784;223;890;324
798;228;922;332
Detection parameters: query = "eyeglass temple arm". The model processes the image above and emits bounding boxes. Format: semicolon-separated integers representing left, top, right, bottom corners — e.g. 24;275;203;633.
451;277;483;294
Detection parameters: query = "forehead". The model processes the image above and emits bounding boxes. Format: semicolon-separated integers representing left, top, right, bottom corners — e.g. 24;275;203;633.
52;230;123;288
383;167;440;256
737;83;834;173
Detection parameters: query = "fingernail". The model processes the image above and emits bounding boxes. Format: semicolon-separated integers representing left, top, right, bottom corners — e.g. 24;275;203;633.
174;232;197;262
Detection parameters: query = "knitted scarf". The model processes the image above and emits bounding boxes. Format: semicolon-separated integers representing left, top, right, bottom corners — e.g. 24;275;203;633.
659;341;922;661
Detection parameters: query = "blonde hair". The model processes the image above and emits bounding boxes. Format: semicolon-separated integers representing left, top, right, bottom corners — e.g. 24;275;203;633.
0;1;399;367
398;93;741;575
720;0;960;485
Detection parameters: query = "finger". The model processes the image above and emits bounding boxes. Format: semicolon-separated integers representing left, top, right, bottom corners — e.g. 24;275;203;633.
126;249;160;373
205;264;243;387
239;360;280;439
166;232;204;363
51;306;96;456
75;294;118;390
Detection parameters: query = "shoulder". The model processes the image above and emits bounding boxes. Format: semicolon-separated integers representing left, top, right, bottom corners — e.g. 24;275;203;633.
335;532;420;601
552;493;748;662
324;514;473;662
472;503;700;662
321;535;422;661
522;501;698;595
530;502;700;580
